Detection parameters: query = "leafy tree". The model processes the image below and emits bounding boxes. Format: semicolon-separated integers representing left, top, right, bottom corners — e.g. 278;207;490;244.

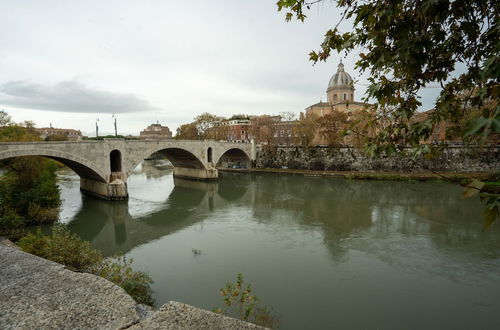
0;110;12;126
346;108;377;147
295;112;317;146
277;0;499;228
0;111;61;233
250;115;279;146
315;110;349;145
195;112;223;139
0;156;61;229
175;122;200;140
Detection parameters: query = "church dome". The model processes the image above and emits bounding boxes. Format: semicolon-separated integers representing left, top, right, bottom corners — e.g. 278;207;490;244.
328;62;353;88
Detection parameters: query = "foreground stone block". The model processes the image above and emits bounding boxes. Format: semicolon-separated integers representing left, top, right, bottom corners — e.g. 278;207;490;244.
0;244;141;329
130;301;267;330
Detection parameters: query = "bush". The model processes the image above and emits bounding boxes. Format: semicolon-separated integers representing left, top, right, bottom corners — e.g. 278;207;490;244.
93;256;154;306
17;225;102;272
17;225;155;306
0;156;61;230
213;273;280;329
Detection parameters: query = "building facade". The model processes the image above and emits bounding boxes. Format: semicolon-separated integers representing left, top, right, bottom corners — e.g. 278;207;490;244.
305;62;371;145
139;122;173;139
35;127;82;141
218;118;251;142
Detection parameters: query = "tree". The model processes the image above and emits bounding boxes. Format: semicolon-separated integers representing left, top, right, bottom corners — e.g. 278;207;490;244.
0;110;12;126
315;110;349;145
346;108;377;147
0;113;41;142
279;111;297;122
175;122;200;140
250;115;279;146
277;0;499;227
194;112;222;139
277;0;498;148
0;111;61;234
0;156;61;229
295;112;317;146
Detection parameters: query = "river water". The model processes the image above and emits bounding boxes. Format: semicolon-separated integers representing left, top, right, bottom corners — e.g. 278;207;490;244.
58;160;500;330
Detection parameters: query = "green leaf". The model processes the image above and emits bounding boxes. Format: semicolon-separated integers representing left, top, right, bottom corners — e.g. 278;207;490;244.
465;116;488;137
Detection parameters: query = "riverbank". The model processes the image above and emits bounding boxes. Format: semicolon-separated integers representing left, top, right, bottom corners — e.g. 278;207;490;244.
255;145;499;174
219;167;492;182
0;240;266;329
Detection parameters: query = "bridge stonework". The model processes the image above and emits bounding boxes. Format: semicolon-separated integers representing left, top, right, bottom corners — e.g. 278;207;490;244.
0;139;255;200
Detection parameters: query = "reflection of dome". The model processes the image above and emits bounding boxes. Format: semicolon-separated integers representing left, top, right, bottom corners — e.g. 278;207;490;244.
328;63;353;88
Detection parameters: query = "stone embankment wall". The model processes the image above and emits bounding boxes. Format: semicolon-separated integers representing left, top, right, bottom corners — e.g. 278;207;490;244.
255;145;500;173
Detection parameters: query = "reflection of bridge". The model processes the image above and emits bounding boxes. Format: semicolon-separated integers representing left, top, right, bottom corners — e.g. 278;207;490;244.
0;139;255;200
68;176;256;256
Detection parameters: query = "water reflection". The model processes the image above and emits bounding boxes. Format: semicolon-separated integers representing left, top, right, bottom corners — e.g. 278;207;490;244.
59;161;500;330
64;164;500;264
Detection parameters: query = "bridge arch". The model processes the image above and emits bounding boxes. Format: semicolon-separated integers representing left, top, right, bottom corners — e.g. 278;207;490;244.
126;147;206;178
0;149;107;182
215;148;251;168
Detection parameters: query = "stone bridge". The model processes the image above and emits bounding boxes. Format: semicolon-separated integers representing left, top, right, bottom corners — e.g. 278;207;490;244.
0;139;255;200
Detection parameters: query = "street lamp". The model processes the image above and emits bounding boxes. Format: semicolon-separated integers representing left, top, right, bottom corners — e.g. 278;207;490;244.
112;113;118;137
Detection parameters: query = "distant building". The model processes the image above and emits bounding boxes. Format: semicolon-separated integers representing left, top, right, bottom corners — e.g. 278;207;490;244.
273;120;299;145
139;122;172;139
218;117;251;142
35;127;82;141
305;62;372;145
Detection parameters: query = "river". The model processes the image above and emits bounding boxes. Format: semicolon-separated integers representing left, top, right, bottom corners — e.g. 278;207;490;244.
57;160;500;330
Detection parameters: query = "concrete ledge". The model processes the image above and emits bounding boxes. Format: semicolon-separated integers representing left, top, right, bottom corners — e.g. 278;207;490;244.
0;244;141;329
130;301;268;330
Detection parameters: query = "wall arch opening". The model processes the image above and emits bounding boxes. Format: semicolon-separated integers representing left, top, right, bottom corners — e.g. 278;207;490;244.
110;149;122;172
207;147;213;163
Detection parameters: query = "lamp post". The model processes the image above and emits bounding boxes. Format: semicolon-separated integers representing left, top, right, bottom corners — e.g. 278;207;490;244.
112;113;118;137
96;118;99;138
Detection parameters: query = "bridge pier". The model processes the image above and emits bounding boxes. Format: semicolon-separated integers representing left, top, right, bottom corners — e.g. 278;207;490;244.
172;165;218;181
80;178;129;201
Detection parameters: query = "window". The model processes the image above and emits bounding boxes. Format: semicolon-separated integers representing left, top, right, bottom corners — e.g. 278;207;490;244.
344;94;346;100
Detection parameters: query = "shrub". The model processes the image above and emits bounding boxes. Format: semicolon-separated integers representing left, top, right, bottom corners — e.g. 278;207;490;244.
17;225;155;306
0;156;61;228
213;273;280;329
93;256;154;306
17;225;102;272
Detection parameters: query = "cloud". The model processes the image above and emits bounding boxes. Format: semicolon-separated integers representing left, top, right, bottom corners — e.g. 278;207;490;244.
0;80;155;113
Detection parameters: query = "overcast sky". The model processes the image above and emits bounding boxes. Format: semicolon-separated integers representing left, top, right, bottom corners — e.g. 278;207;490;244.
0;0;439;136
